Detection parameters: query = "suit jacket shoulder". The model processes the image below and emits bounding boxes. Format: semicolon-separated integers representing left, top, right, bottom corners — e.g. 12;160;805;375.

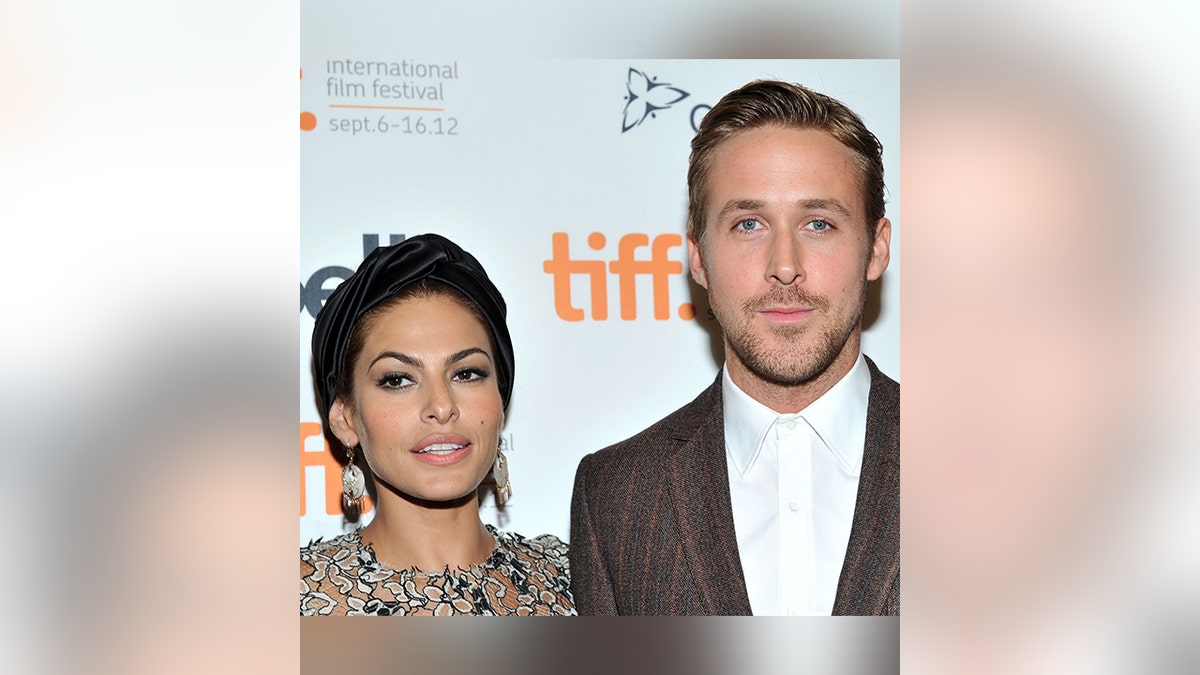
571;376;753;615
585;378;721;469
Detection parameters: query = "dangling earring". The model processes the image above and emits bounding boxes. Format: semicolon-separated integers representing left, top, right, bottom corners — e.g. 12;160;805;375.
493;443;512;505
342;445;366;514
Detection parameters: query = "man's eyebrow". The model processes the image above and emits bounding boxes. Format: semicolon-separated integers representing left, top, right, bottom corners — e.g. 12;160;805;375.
716;199;766;220
715;198;853;220
798;198;852;217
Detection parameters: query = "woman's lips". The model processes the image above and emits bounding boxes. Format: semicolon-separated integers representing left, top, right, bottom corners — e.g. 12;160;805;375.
410;434;472;465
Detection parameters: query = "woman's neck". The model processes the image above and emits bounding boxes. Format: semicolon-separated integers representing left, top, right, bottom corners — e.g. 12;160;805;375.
358;491;494;572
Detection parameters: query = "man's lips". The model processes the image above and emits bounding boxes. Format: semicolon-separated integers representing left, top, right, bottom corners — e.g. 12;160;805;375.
758;307;815;322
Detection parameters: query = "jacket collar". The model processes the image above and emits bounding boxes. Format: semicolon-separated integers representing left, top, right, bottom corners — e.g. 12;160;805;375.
664;374;754;615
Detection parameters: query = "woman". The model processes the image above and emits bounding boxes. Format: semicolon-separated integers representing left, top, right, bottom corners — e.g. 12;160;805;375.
301;233;574;616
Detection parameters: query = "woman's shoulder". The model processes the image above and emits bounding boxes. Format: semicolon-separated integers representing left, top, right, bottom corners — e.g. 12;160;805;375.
489;526;569;563
301;530;364;554
300;531;376;616
487;526;574;614
300;531;365;573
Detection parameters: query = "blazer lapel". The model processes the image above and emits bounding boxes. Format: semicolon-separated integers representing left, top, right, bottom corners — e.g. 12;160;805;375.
665;378;754;615
832;358;901;615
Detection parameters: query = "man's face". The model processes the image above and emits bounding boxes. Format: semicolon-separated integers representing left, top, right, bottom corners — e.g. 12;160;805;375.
689;125;890;395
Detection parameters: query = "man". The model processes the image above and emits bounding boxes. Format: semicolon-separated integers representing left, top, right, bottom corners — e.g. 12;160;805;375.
569;80;898;615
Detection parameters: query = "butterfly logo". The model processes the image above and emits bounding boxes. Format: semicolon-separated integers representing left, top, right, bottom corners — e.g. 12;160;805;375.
621;68;690;133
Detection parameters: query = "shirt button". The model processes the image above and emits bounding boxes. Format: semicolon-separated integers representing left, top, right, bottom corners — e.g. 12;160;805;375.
788;501;801;512
785;420;798;430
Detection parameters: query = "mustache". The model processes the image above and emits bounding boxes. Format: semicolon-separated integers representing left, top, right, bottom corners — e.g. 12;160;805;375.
742;286;830;313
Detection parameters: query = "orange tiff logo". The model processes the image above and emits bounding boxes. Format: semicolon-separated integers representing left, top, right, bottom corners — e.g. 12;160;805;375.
300;421;373;517
543;232;695;321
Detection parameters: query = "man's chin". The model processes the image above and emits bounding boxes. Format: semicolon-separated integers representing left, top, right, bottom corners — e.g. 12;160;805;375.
755;367;825;388
737;339;849;388
743;354;828;387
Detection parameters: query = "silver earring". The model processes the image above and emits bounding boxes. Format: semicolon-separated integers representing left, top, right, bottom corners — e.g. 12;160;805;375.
493;446;511;505
342;445;366;513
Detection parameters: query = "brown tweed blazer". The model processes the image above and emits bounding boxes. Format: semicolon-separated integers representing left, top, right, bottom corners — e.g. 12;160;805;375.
569;356;899;615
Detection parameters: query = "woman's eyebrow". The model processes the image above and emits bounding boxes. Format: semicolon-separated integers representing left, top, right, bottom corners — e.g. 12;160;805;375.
369;351;420;368
446;347;491;365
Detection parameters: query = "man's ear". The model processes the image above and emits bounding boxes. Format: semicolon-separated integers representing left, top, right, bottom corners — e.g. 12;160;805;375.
866;217;891;281
328;398;360;449
688;235;709;289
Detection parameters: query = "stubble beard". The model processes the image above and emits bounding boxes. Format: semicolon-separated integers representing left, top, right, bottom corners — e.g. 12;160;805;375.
720;284;865;388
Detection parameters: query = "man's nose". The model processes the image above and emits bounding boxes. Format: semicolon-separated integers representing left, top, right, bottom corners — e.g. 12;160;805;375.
767;233;804;285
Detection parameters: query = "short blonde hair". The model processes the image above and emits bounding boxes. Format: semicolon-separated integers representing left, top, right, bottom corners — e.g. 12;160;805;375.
687;80;886;243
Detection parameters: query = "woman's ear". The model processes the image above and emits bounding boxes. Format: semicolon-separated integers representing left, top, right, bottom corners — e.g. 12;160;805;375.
328;398;360;449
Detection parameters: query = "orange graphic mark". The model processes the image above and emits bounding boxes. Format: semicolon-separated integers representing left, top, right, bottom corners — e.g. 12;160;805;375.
544;232;688;321
300;112;317;131
609;233;683;320
329;104;445;112
300;67;303;79
301;422;373;516
544;232;608;321
678;303;696;321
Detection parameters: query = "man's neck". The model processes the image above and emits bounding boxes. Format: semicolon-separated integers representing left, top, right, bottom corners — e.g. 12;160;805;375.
725;337;862;415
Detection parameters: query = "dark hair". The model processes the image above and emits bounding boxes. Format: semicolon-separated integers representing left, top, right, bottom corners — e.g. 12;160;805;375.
687;80;886;243
311;233;515;416
334;279;501;406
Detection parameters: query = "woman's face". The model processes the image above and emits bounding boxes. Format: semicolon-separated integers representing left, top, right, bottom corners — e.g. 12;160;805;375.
330;293;503;504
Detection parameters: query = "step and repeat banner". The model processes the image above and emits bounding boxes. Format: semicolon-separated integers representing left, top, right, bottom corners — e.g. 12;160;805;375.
300;52;899;545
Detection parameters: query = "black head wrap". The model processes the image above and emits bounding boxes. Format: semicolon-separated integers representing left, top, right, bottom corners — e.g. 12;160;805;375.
311;233;514;415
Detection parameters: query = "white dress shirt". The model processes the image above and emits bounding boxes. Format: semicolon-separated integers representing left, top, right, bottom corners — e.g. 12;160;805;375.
723;353;870;616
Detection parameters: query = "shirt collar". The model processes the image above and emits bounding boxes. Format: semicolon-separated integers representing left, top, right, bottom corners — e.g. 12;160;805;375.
722;367;778;478
723;353;871;478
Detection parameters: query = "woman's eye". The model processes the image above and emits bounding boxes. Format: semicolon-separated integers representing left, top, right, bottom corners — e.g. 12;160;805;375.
807;219;832;232
453;368;489;383
736;218;762;232
378;373;413;389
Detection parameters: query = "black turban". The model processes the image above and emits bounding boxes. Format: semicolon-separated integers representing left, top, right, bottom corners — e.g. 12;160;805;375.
311;233;514;415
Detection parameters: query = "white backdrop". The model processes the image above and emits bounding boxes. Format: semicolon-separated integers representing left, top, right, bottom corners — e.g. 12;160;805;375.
300;54;899;546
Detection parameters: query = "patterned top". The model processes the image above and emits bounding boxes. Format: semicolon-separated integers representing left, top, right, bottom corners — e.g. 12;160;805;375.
300;525;575;616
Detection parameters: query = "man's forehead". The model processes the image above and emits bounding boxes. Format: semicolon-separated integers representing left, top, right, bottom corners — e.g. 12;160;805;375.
705;130;865;211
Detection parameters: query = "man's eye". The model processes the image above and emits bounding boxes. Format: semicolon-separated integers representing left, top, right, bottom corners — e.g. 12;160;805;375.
737;218;761;231
808;219;832;232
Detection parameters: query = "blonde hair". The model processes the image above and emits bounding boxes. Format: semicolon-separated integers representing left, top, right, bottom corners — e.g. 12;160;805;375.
687;80;885;243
